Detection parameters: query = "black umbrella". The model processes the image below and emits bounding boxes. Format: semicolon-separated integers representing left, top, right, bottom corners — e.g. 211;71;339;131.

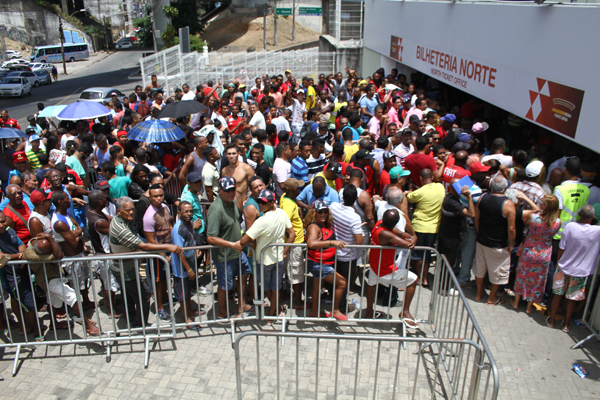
156;100;208;119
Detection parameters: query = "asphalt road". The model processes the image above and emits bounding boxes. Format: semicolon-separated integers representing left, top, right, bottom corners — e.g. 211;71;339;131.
0;49;145;128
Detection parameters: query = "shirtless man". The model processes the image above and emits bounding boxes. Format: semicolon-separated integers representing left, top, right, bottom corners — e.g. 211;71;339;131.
221;143;254;210
144;74;161;94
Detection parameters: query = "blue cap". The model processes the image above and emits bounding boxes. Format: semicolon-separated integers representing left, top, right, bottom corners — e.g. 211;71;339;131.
441;113;456;123
311;122;319;133
29;134;41;141
186;171;202;183
457;133;471;143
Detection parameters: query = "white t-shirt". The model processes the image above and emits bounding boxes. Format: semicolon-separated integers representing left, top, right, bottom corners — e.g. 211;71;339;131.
181;91;196;101
291;99;306;125
245;208;292;266
481;154;514;168
329;202;363;261
249;111;266;130
272;158;291;196
272;116;291;134
374;199;407;232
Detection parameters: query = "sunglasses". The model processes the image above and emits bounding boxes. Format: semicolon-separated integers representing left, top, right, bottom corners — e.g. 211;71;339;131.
316;209;329;214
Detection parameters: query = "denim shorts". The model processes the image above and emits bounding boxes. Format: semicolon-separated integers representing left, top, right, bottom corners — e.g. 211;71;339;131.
214;252;252;291
411;232;438;260
3;264;35;312
307;259;335;279
258;261;285;292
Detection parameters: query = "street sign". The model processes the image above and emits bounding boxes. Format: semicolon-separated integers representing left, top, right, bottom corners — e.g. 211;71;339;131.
298;7;322;16
276;8;292;16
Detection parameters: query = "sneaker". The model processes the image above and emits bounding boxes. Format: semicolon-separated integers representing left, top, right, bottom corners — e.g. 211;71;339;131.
446;288;460;296
157;309;172;322
197;286;212;296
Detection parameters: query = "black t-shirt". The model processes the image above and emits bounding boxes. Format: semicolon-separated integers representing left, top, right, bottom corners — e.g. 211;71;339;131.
439;194;466;237
256;160;272;185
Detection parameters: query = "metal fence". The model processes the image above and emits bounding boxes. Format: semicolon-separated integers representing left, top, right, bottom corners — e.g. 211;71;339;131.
234;331;489;400
140;46;337;97
329;0;364;43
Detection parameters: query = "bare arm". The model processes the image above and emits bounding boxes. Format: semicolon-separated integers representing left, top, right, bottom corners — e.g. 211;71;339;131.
205;186;215;203
178;154;195;186
306;224;346;249
474;197;481;233
244;205;259;231
504;200;517;251
360;192;375;231
432;159;444;181
460;186;476;218
516;192;541;213
207;235;243;253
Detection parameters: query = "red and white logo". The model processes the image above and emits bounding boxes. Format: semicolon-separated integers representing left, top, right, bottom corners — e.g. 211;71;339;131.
390;36;403;62
525;78;585;139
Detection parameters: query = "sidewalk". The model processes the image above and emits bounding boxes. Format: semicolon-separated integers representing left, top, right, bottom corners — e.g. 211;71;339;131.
0;275;598;399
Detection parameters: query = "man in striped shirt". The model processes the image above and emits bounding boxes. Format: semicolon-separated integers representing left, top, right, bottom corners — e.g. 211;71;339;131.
306;139;327;181
109;196;183;328
330;184;364;315
393;129;414;168
290;139;312;186
25;135;44;172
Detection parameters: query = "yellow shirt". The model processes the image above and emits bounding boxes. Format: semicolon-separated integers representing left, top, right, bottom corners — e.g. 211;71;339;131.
344;144;359;164
312;172;336;190
279;195;305;243
306;86;317;109
406;182;445;234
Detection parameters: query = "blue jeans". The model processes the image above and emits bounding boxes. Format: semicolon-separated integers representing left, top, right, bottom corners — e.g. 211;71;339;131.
458;225;477;284
214;252;252;291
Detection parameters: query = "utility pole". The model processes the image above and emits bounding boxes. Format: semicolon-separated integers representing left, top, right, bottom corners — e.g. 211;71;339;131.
59;17;67;75
292;0;296;42
263;8;267;50
274;10;277;46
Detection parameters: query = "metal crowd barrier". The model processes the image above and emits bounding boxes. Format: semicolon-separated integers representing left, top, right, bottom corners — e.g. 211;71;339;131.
233;331;490;400
571;255;600;349
0;252;175;376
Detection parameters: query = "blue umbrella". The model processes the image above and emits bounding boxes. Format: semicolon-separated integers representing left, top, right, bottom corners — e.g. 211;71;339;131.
0;127;28;139
127;119;185;143
37;105;67;118
57;102;111;120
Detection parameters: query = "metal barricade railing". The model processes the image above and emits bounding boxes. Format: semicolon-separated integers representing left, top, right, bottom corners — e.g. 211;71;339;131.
170;245;259;342
233;331;488;400
0;252;176;375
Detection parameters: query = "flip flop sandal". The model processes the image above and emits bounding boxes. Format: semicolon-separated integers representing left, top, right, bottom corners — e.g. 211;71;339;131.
332;313;348;321
562;323;569;333
486;298;505;306
545;316;554;328
34;336;44;342
86;326;101;336
52;321;72;330
402;318;419;329
187;325;203;332
243;306;255;315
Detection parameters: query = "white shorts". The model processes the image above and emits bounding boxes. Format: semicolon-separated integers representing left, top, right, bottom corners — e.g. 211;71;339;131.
285;246;305;284
47;278;77;308
62;252;91;290
368;268;418;289
92;260;120;292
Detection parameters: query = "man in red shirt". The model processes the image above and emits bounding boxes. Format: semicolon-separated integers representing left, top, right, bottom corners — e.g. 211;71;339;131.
3;184;32;245
435;113;455;140
0;110;21;130
404;136;444;188
441;150;471;192
226;104;245;136
379;151;397;195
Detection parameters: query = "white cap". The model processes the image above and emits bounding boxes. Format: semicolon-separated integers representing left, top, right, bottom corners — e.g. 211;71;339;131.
525;160;544;178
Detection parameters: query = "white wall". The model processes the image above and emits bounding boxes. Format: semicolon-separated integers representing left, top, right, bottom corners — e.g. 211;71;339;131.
363;0;600;153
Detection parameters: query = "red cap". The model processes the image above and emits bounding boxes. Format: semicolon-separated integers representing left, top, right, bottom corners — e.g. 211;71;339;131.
117;130;128;137
30;189;52;205
470;161;490;174
12;151;26;163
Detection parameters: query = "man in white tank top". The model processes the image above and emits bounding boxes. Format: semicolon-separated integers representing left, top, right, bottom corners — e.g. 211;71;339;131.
27;189;53;237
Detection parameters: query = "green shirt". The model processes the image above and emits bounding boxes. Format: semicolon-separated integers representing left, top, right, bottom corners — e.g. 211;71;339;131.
206;196;242;262
66;155;86;178
109;214;143;281
248;144;275;168
181;189;205;234
116;163;126;177
109;176;132;199
26;149;45;172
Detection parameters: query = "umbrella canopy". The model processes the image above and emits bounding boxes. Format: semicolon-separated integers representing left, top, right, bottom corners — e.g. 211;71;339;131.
127;119;185;143
0;127;28;140
37;105;68;118
57;102;111;120
156;100;207;119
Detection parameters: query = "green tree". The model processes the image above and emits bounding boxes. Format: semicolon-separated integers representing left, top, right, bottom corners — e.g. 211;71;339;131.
133;16;154;48
170;0;205;35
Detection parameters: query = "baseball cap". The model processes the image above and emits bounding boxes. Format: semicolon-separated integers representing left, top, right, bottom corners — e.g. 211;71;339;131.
389;166;411;179
12;151;26;163
227;83;235;87
257;189;275;203
285;69;291;73
283;178;302;191
441;113;456;123
30;189;52;205
453;142;471;151
117;130;128;137
251;88;259;96
470;161;490;174
186;171;202;183
25;127;36;134
27;115;36;121
358;80;368;86
402;94;411;103
29;134;41;142
472;122;489;134
296;89;305;95
238;84;246;89
383;150;396;159
525;160;544;178
355;149;374;160
326;161;344;179
311;122;319;133
457;133;471;143
110;92;118;96
313;199;329;211
94;180;111;191
219;176;237;191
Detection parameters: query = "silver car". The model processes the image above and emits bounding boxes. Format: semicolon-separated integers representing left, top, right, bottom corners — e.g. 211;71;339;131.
34;69;52;85
77;87;126;103
6;71;40;87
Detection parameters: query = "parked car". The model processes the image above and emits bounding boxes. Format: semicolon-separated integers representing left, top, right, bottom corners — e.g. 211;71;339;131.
0;69;10;80
6;71;40;87
29;63;54;74
77;87;126;103
34;69;52;85
4;50;22;59
1;58;29;67
115;38;133;50
0;76;32;97
4;64;32;72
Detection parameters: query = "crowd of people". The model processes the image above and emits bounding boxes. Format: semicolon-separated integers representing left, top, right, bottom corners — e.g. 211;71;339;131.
0;64;599;340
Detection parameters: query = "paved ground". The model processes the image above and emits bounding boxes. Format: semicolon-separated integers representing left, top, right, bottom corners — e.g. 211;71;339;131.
0;268;598;399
